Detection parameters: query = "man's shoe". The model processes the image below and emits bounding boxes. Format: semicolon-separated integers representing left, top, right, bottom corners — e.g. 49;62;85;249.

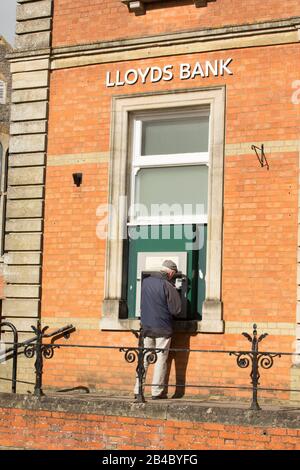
151;393;168;400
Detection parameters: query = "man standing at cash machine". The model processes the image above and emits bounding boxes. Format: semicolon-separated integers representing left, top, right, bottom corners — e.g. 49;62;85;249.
134;260;182;400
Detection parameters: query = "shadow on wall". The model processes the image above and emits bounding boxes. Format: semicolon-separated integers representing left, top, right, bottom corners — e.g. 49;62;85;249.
166;332;197;398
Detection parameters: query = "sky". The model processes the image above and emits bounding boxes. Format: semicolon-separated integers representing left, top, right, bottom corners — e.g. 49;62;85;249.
0;0;17;46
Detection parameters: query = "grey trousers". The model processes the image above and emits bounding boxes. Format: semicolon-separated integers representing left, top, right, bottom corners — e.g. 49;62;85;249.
134;336;172;397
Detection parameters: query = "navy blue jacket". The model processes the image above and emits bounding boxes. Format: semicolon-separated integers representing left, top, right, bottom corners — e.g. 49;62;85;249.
141;272;181;338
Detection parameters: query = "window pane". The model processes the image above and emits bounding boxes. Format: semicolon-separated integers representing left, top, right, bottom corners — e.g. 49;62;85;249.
134;165;208;217
141;116;209;156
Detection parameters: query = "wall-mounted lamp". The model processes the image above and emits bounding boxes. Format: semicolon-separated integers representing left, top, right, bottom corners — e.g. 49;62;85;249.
72;173;83;187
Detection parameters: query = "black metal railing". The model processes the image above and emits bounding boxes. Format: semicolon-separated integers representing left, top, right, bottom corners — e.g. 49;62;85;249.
0;321;75;395
0;321;18;393
121;324;287;410
0;322;299;410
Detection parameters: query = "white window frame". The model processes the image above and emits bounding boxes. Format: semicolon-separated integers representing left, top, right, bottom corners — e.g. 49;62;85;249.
129;108;210;226
101;87;225;334
0;81;6;105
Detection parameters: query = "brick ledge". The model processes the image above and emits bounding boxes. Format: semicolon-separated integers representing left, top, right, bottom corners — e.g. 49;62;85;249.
0;393;300;429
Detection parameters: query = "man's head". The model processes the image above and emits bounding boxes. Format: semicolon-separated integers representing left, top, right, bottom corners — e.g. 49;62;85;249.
161;259;178;280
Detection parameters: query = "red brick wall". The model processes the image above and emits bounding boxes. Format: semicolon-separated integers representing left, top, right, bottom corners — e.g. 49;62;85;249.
42;42;300;397
52;0;300;47
0;406;299;450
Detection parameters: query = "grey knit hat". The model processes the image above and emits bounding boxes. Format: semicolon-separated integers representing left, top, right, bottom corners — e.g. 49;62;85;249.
162;259;178;273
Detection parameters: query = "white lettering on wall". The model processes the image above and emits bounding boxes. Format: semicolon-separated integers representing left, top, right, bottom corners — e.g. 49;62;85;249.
220;58;233;76
138;67;150;83
163;65;173;81
179;63;190;80
105;59;233;87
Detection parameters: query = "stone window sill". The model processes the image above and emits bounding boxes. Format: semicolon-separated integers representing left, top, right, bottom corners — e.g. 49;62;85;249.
100;317;224;334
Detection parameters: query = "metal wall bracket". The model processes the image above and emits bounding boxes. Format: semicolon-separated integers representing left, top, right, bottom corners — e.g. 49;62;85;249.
122;0;215;16
251;144;269;170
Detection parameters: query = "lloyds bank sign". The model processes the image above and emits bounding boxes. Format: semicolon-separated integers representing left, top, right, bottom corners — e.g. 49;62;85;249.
105;58;233;87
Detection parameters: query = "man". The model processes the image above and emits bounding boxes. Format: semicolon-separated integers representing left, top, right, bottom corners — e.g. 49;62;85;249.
134;259;182;400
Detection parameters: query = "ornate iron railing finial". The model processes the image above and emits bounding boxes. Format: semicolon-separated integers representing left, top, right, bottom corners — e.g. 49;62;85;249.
230;324;281;410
